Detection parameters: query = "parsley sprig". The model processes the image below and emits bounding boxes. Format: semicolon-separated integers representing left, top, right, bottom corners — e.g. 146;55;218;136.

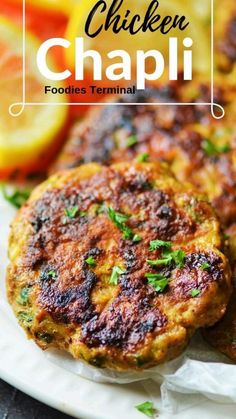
190;288;201;298
202;139;231;156
135;401;156;418
109;266;125;285
200;262;210;271
85;256;96;267
149;240;172;252
40;269;57;282
107;206;141;242
64;206;79;218
145;273;169;293
137;153;149;163
147;248;185;269
1;184;31;208
145;241;185;294
126;135;138;148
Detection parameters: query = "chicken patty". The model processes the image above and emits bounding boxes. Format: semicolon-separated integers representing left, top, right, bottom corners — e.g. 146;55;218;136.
51;79;236;227
7;162;231;370
203;224;236;360
215;0;236;74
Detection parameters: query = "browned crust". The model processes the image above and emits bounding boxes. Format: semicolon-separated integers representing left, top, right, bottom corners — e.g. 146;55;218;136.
215;0;236;73
7;162;232;370
50;80;236;227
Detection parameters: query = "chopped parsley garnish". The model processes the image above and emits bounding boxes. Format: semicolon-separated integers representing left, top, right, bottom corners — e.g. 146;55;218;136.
147;256;171;267
109;266;125;285
79;211;87;218
137;153;149;162
18;311;34;325
171;250;186;268
36;332;53;343
64;206;79;218
147;249;185;269
17;287;30;306
1;184;31;208
126;135;138;148
47;270;57;279
145;273;169;293
190;288;201;297
121;224;133;240
200;262;210;271
133;234;142;243
107;207;130;225
107;206;140;242
149;240;172;251
40;269;58;282
85;256;96;267
223;233;230;240
202;139;231;156
135;401;156;418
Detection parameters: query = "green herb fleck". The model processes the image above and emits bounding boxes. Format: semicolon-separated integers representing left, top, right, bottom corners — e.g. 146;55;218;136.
171;249;186;268
190;289;201;298
85;256;96;267
147;256;172;267
107;206;141;242
40;269;57;282
107;207;130;224
36;332;53;343
133;354;146;367
126;135;138;148
200;262;210;271
107;206;133;240
64;206;79;218
137;153;149;163
18;311;34;325
47;270;57;279
133;234;142;243
149;240;172;251
135;401;156;418
109;266;125;285
80;211;87;217
202;139;231;156
17;287;30;306
219;144;231;153
145;273;169;293
147;249;185;269
1;184;31;208
223;233;230;240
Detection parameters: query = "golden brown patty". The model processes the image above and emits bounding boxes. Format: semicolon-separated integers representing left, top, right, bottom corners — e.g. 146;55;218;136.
215;0;236;73
7;162;231;370
204;289;236;361
51;79;236;227
203;224;236;359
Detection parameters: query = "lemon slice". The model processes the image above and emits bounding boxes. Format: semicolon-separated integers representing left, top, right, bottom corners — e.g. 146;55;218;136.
66;0;210;76
0;16;68;172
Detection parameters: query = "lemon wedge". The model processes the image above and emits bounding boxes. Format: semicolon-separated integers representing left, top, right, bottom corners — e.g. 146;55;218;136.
65;0;210;76
0;16;68;172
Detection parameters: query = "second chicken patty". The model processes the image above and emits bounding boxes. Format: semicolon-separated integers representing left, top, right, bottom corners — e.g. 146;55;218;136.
50;79;236;362
51;79;236;228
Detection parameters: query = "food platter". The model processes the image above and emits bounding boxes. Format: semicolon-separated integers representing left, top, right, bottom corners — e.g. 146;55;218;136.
1;195;236;419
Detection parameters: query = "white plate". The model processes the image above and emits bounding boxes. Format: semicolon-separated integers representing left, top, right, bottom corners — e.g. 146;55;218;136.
0;195;236;419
